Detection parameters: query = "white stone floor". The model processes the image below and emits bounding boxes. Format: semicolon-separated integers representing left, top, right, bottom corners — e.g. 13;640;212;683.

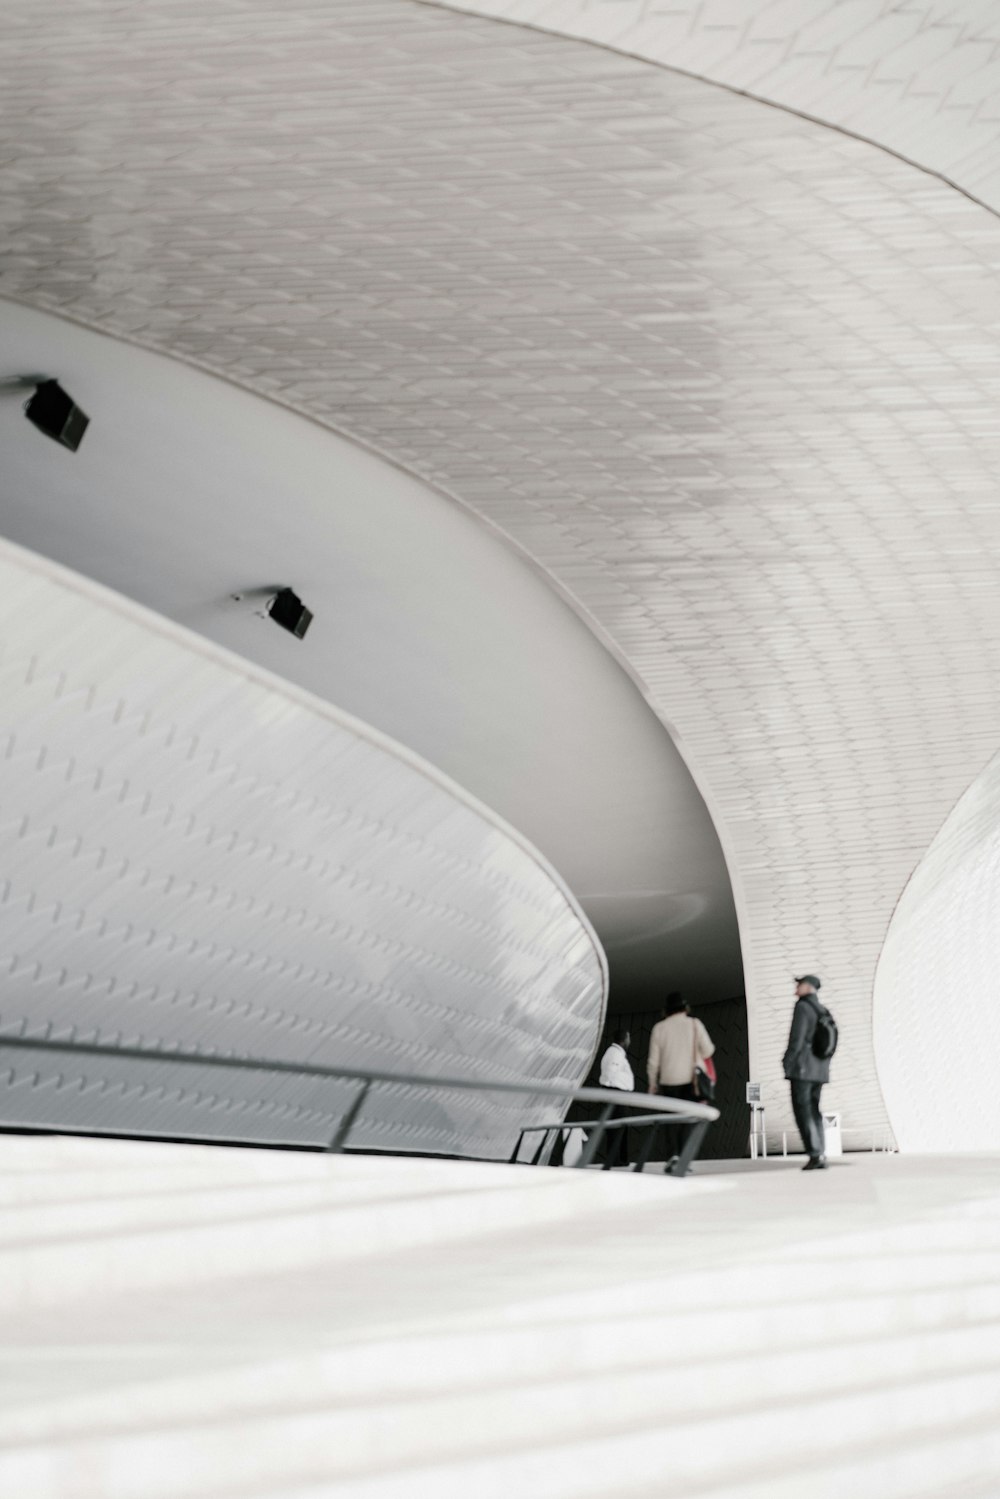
3;1135;1000;1497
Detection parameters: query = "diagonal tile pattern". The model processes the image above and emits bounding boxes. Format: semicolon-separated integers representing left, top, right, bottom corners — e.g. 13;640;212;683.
435;0;1000;213
4;0;1000;1139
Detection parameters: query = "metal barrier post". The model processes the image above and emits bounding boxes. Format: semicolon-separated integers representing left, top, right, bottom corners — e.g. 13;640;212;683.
576;1102;614;1169
547;1127;569;1167
530;1128;551;1166
328;1079;371;1152
666;1118;709;1177
749;1103;766;1160
632;1120;659;1173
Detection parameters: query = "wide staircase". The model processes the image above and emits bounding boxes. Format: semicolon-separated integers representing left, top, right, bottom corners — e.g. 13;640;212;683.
3;1135;1000;1497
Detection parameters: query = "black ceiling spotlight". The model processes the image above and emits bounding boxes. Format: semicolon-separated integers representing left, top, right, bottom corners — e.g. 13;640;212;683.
23;379;90;451
231;587;313;640
268;587;313;640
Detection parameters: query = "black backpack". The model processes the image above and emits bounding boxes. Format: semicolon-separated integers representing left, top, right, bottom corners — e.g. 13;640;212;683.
810;1001;839;1061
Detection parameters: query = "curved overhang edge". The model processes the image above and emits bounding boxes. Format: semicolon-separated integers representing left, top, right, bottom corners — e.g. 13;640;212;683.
420;0;1000;225
0;527;609;1028
0;287;742;1031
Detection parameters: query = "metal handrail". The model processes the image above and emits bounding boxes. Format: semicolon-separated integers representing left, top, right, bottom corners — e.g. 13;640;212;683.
513;1106;713;1177
519;1113;669;1131
0;1032;718;1172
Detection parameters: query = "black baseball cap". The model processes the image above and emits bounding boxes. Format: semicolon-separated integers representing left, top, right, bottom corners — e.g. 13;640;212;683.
794;974;821;989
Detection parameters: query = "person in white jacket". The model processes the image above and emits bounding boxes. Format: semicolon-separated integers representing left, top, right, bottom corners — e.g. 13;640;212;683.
597;1027;634;1168
599;1029;634;1091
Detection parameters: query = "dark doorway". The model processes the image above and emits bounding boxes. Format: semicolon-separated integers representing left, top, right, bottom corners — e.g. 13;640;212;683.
588;995;749;1160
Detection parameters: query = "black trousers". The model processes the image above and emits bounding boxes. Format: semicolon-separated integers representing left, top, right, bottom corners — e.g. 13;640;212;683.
790;1079;825;1159
658;1083;697;1161
599;1098;631;1168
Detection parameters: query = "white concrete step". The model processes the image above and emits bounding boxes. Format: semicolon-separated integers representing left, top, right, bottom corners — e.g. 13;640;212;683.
0;1133;319;1180
6;1277;1000;1446
0;1145;342;1206
6;1150;1000;1348
7;1144;1000;1499
0;1176;458;1244
31;1354;996;1499
628;1410;1000;1499
0;1135;576;1202
0;1158;677;1313
4;1308;1000;1495
6;1159;999;1324
0;1144;625;1240
285;1366;1000;1499
497;1242;1000;1329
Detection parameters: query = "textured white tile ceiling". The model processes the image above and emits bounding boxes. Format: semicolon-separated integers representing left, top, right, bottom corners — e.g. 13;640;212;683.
0;539;605;1155
4;0;1000;1139
434;0;1000;213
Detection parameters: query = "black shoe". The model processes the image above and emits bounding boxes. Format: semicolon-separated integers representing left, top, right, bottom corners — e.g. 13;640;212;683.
802;1156;828;1171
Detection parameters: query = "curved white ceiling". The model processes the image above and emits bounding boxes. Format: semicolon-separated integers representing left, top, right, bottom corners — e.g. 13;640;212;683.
5;0;1000;1141
0;536;605;1155
0;300;741;1007
436;0;1000;213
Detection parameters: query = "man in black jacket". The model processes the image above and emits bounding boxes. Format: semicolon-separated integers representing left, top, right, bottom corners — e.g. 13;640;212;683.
783;975;830;1171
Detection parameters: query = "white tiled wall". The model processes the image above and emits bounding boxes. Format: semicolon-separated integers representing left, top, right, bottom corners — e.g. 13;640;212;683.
5;0;1000;1142
874;746;1000;1152
0;539;606;1155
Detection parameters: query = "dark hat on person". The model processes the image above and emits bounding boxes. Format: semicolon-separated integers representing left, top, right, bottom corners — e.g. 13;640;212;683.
794;974;821;989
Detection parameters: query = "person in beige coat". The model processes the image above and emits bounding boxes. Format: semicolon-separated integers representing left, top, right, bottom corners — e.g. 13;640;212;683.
647;993;715;1162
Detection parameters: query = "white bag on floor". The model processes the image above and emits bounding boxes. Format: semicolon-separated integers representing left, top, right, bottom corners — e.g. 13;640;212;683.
822;1111;843;1157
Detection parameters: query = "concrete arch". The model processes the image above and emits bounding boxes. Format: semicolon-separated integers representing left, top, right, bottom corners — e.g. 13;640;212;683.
874;747;1000;1152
